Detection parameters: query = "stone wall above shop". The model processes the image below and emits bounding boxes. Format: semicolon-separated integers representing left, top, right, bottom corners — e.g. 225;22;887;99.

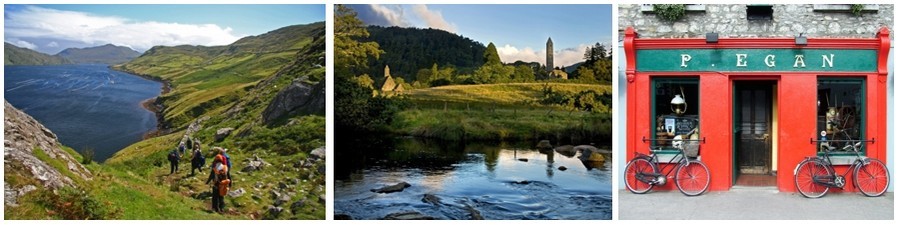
619;4;893;39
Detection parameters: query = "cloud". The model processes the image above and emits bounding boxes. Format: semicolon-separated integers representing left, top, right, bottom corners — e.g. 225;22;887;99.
46;41;58;48
411;5;456;33
7;38;37;49
496;43;592;68
4;6;241;53
351;4;408;27
351;4;456;33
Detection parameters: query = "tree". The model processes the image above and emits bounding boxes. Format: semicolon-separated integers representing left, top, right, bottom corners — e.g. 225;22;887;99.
513;64;535;82
335;4;383;77
483;42;502;66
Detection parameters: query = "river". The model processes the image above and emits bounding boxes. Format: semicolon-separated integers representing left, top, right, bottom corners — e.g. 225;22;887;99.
335;136;612;220
5;64;162;162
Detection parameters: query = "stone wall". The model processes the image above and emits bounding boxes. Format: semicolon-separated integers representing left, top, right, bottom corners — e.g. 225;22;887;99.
619;4;893;39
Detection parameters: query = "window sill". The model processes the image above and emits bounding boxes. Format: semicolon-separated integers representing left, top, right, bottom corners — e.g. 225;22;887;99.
640;4;706;13
813;4;879;13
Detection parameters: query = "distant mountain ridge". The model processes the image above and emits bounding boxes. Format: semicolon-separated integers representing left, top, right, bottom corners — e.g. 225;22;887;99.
4;42;72;65
56;44;141;65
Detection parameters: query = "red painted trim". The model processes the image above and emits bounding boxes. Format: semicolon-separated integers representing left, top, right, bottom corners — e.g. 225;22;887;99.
635;37;881;50
876;27;891;75
624;27;637;83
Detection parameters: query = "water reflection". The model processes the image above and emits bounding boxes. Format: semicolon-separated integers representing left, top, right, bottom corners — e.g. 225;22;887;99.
335;135;612;220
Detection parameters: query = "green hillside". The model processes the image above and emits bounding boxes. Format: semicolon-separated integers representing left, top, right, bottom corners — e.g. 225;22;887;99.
114;22;325;130
4;42;72;65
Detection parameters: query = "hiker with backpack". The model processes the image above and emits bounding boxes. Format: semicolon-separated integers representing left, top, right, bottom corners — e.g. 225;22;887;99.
206;149;231;213
191;147;206;176
167;149;179;175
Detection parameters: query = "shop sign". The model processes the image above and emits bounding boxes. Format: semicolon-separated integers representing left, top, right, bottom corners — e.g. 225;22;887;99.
636;49;877;72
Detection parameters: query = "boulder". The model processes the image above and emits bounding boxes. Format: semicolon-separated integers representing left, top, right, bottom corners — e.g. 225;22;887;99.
536;140;553;150
228;188;246;198
579;147;606;162
274;193;292;206
517;158;528;162
270;189;282;200
215;127;234;142
574;145;611;154
464;204;484;220
383;211;435;220
558;166;568;171
290;200;306;214
370;182;411;194
554;145;577;157
264;206;284;219
243;159;266;172
262;77;325;125
310;146;326;161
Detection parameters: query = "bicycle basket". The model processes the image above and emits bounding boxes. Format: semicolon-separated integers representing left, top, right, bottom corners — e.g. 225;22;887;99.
682;142;700;158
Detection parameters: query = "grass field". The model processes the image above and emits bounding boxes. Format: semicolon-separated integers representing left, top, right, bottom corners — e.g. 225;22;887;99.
390;83;612;142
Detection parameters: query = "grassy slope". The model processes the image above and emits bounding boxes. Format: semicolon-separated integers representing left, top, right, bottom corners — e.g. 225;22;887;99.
392;83;612;141
4;42;72;65
114;23;321;129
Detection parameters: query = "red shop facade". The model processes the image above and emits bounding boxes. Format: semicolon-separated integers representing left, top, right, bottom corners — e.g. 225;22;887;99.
623;26;890;192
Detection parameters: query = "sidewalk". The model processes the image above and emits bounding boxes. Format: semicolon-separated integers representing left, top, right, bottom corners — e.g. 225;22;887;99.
618;186;894;220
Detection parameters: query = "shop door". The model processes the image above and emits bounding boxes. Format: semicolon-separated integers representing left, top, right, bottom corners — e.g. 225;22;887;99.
735;83;772;175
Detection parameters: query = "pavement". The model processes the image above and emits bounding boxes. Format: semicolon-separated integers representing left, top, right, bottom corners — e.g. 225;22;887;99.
618;186;894;220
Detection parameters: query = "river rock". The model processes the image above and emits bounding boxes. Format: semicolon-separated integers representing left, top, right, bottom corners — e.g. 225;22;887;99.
383;211;435;220
536;140;553;150
578;149;606;162
215;127;234;142
574;145;611;154
558;166;568;171
310;146;326;160
422;194;441;205
517;158;528;162
228;188;246;198
370;182;411;193
465;204;484;220
334;214;353;220
554;145;577;157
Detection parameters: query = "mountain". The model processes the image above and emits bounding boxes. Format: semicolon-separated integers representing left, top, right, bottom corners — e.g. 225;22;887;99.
358;26;486;81
4;42;72;65
115;21;325;130
55;44;141;65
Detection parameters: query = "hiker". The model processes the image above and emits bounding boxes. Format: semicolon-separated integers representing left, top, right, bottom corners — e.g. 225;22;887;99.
187;137;193;150
178;141;186;158
193;140;201;154
167;149;179;174
206;151;231;213
222;148;233;177
190;147;206;176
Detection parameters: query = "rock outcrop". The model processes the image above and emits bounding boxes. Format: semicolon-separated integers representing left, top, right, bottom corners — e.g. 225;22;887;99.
261;77;325;125
370;182;411;194
4;101;92;206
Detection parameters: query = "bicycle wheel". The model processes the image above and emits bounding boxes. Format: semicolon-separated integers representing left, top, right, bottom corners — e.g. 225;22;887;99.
675;160;710;196
854;158;890;197
794;159;830;198
624;157;654;194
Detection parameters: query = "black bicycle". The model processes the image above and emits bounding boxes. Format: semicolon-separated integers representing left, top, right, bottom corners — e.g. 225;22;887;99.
793;128;889;198
625;138;710;196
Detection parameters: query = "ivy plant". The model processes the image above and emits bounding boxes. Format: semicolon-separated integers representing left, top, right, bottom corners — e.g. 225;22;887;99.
653;4;686;22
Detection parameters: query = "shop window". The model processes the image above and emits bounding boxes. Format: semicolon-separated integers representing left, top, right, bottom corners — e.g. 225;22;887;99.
816;78;865;154
651;78;700;152
747;5;773;20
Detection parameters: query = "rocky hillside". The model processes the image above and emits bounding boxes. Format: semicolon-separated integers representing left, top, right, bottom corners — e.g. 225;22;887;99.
4;100;91;207
55;44;141;65
4;42;72;65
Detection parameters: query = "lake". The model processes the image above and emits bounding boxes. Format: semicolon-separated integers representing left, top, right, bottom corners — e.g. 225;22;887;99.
5;64;162;162
335;136;612;220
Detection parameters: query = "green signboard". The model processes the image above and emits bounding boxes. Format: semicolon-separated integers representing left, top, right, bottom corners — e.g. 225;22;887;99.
636;49;877;72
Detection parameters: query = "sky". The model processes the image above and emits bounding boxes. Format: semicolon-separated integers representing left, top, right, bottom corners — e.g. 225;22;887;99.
349;4;613;68
4;4;325;54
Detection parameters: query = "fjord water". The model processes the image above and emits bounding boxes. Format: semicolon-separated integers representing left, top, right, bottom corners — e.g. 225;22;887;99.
5;64;162;161
335;136;613;220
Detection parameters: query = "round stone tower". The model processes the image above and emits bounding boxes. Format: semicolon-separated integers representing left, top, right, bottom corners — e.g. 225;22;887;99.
546;37;554;71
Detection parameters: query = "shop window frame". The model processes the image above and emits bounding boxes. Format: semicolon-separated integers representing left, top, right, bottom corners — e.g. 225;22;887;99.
650;77;700;155
816;77;866;157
